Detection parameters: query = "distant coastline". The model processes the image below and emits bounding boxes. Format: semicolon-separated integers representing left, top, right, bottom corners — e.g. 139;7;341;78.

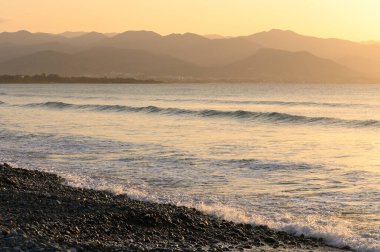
0;74;162;84
1;74;379;85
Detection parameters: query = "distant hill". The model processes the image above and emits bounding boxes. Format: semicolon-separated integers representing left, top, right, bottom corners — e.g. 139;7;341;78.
0;29;379;83
244;29;380;77
105;31;261;66
0;30;65;45
59;31;118;38
0;47;366;83
0;30;261;67
202;34;233;40
0;47;201;78
67;32;108;46
245;29;375;59
213;48;364;83
59;31;88;38
0;42;78;63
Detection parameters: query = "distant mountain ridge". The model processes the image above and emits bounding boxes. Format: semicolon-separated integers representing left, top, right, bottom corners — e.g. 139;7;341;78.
244;29;380;77
105;31;262;66
0;48;202;78
214;48;362;82
0;29;378;83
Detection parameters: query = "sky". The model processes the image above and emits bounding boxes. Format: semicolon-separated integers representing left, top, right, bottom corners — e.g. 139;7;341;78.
0;0;380;41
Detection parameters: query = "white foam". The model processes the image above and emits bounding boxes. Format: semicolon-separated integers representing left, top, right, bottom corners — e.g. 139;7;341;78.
54;171;380;252
183;201;379;252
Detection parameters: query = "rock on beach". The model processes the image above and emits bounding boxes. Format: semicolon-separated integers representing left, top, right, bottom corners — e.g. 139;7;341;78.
0;163;350;251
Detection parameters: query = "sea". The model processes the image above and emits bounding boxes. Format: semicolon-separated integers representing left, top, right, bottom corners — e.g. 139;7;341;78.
0;83;379;251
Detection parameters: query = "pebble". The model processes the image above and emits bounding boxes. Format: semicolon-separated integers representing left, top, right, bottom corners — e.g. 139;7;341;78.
0;163;343;251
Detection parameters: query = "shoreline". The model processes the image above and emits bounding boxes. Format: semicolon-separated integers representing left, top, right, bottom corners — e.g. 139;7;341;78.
0;163;350;251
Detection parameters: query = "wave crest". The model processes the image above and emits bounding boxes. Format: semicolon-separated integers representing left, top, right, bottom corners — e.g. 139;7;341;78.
151;98;371;108
25;101;380;129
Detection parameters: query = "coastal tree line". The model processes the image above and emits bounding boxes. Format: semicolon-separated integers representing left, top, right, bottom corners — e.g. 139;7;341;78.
0;74;161;84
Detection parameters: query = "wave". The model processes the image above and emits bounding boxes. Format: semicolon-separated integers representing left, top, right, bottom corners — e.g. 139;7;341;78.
1;92;117;101
53;171;379;252
0;91;373;108
149;97;372;108
1;126;378;251
225;159;322;171
24;101;380;129
244;100;366;107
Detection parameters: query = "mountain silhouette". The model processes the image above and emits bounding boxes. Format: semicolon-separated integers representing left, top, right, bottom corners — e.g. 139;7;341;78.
0;47;201;78
0;29;378;82
0;30;65;45
68;32;108;46
214;49;363;82
105;31;261;66
245;29;380;77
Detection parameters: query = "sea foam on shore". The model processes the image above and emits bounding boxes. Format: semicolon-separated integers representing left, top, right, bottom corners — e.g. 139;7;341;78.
0;163;347;251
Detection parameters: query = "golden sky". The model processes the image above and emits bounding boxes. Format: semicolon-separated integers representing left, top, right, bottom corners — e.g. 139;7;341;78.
0;0;379;41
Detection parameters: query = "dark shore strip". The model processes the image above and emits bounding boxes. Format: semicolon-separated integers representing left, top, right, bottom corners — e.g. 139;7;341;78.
0;74;162;84
0;163;349;251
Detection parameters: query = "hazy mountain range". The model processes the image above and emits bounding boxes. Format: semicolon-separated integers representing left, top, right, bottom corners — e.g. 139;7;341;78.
0;29;379;83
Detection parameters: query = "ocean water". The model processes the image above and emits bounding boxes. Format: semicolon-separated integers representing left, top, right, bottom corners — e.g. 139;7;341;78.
0;83;379;251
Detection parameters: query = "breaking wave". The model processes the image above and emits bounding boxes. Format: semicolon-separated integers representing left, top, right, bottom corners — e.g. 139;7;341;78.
150;97;372;108
23;101;380;129
55;171;379;252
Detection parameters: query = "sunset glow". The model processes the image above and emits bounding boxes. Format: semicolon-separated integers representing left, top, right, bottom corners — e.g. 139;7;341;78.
1;0;380;41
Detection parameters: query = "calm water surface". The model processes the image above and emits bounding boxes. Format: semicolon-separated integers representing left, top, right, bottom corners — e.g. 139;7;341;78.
0;84;379;251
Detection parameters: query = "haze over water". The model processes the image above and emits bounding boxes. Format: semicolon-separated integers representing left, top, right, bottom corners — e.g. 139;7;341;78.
0;83;379;251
